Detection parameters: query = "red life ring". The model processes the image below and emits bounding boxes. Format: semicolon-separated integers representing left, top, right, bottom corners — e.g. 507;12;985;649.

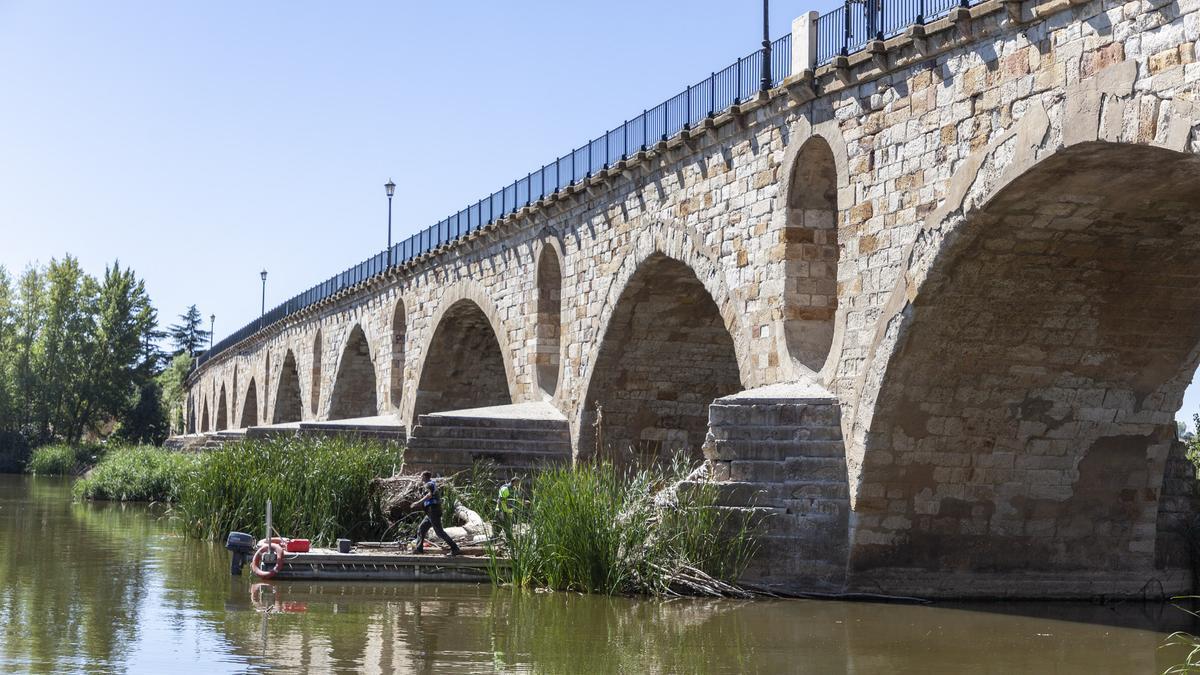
250;541;286;579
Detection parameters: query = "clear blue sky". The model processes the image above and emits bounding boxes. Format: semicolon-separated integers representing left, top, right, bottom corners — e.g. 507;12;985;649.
1;1;1197;428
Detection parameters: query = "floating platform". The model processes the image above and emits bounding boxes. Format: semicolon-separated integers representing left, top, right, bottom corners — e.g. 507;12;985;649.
270;546;505;582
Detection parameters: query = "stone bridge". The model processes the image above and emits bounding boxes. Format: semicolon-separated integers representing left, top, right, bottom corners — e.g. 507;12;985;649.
183;0;1200;597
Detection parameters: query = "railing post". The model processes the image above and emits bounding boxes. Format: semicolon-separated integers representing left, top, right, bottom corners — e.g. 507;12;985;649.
642;109;648;149
709;72;716;116
842;0;851;56
760;0;771;92
792;10;819;73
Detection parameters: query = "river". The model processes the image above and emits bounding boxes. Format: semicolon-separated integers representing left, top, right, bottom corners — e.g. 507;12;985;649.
0;473;1195;673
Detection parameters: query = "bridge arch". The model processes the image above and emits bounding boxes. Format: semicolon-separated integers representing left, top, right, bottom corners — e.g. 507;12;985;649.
850;140;1200;583
389;299;407;411
328;324;378;420
239;378;259;428
534;239;564;399
200;397;210;433
412;283;516;419
578;248;744;462
216;383;228;431
273;349;303;424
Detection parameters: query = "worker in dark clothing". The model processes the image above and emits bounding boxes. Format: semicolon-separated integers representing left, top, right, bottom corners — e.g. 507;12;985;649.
411;471;461;556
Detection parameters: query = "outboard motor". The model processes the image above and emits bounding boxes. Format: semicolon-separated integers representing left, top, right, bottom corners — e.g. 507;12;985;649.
226;531;256;576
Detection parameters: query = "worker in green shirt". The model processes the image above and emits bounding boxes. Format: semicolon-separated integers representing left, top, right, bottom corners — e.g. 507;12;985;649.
496;477;521;533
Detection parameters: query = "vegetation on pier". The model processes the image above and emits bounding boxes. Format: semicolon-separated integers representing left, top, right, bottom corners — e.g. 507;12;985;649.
490;458;759;597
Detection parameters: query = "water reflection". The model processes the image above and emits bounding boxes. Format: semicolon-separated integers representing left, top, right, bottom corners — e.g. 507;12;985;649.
0;474;1195;674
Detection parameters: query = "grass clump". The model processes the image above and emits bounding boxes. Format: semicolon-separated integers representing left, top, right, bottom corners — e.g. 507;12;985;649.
493;457;759;596
73;446;193;501
27;443;103;476
174;435;400;546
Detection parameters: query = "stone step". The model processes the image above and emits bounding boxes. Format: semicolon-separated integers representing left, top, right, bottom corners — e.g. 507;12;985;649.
721;457;849;483
417;414;568;431
708;401;840;427
705;439;847;461
710;479;849;502
408;436;572;453
413;424;569;442
707;424;843;443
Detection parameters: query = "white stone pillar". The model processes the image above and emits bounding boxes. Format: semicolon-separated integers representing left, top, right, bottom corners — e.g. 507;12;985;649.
792;10;819;74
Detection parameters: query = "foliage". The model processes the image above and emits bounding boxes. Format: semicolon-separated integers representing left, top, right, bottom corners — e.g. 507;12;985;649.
172;436;400;546
0;256;173;456
492;457;759;596
113;381;169;445
73;446;194;502
157;353;193;435
167;304;210;357
26;443;103;476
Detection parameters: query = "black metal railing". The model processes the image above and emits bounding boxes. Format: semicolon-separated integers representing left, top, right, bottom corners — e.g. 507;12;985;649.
816;0;975;64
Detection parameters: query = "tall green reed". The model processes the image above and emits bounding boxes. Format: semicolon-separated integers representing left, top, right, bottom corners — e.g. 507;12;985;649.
173;435;400;546
491;456;759;596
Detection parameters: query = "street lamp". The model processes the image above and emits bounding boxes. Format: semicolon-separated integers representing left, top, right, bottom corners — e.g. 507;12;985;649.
259;270;268;328
760;0;772;92
385;179;396;267
209;314;215;351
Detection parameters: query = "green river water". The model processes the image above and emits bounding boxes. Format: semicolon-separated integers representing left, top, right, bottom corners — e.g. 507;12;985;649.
0;473;1195;673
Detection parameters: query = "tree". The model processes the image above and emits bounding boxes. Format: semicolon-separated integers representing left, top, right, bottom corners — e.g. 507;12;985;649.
158;352;193;434
37;255;95;440
168;305;210;357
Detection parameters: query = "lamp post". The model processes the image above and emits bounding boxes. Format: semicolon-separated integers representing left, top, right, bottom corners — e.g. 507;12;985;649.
209;314;215;351
760;0;772;92
385;179;396;267
259;270;268;328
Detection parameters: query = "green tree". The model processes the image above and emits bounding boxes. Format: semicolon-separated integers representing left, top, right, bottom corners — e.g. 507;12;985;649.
85;262;158;440
168;305;210;357
157;352;193;434
12;265;45;432
0;267;15;432
37;255;96;441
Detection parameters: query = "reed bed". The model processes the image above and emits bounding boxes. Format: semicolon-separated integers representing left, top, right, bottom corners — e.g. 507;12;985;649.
491;457;760;597
27;443;103;476
73;437;401;546
73;446;192;502
173;436;399;546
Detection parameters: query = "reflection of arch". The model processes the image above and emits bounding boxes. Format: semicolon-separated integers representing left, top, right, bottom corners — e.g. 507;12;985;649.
413;298;513;418
310;329;323;416
328;325;378;420
782;135;840;374
239;378;259;428
851;141;1200;580
390;299;407;411
272;350;303;424
580;253;742;461
534;242;563;399
216;384;228;430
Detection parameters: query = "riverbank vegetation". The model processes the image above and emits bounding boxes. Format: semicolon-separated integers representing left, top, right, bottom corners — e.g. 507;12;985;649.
490;459;759;597
0;257;212;472
174;436;398;545
26;443;103;476
73;437;400;545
